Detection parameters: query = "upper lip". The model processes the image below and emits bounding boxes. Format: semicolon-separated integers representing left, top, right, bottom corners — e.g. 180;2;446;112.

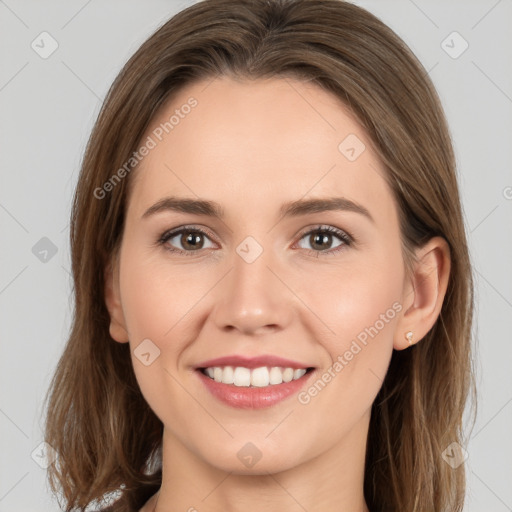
194;355;315;370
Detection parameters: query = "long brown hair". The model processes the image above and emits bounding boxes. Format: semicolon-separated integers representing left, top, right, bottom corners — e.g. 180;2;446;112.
42;0;477;510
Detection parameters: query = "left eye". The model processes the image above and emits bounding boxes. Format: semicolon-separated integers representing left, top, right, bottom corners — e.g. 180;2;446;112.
160;228;216;253
295;226;351;253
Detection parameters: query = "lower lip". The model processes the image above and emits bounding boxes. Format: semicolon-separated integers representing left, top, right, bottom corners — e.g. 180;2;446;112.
196;369;315;409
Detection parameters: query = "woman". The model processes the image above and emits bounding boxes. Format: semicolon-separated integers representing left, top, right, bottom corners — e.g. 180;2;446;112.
43;0;476;511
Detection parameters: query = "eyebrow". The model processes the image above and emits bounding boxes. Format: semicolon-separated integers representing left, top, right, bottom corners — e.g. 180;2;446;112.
141;196;374;223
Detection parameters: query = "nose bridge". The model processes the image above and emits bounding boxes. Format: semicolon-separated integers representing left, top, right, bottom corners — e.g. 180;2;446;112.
212;235;293;334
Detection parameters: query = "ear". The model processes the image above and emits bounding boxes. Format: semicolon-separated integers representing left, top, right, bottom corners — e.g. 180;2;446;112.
394;236;451;350
104;253;129;343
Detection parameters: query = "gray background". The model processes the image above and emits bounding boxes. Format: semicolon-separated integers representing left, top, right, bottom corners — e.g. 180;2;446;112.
1;0;511;510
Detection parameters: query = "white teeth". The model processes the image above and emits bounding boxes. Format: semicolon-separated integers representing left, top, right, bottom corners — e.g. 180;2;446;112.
213;367;223;383
282;367;294;383
221;365;234;384
294;368;307;379
251;367;269;387
269;367;283;385
233;367;251;387
202;365;309;387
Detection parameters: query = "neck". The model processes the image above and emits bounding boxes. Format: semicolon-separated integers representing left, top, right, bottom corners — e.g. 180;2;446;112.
149;410;371;512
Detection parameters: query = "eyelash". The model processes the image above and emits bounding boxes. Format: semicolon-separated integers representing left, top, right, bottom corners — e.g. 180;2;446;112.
156;224;354;258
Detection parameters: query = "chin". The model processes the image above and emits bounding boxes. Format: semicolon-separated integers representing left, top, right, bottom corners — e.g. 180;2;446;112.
197;439;308;475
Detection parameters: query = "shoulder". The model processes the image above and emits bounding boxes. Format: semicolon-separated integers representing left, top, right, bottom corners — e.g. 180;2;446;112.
97;505;117;512
95;502;126;512
95;483;159;512
97;491;157;512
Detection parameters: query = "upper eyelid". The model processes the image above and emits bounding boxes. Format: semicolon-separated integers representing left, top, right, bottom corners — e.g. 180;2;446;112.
296;224;352;240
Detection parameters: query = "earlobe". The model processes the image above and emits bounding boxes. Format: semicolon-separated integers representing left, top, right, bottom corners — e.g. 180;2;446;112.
394;236;451;350
104;259;130;343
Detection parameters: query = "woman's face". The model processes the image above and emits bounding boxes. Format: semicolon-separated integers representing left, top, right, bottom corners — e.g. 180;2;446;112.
108;76;411;474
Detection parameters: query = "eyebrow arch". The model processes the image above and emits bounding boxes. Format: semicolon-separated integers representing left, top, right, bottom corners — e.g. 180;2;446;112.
141;196;374;223
280;197;374;223
141;197;225;219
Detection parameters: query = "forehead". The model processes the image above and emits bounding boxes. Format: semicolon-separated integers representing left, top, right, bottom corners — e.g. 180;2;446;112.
128;76;394;222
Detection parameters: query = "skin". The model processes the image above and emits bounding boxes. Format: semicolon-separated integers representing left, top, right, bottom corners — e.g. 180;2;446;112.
105;76;450;512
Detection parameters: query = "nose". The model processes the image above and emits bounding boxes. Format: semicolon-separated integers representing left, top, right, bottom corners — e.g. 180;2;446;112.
211;244;294;336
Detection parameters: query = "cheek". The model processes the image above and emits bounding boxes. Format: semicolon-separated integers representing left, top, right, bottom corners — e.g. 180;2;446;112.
296;251;404;388
118;245;227;415
118;249;209;423
271;255;404;454
119;246;211;345
326;265;402;345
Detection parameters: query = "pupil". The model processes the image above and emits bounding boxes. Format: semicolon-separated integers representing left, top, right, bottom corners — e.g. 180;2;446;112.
312;232;331;250
183;232;202;249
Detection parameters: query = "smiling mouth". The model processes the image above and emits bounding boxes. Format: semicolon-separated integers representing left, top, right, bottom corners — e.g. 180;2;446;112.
198;365;315;388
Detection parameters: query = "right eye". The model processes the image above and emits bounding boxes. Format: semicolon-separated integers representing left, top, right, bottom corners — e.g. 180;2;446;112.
158;226;217;256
